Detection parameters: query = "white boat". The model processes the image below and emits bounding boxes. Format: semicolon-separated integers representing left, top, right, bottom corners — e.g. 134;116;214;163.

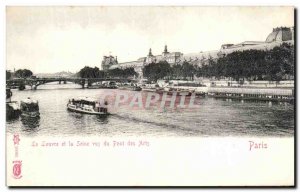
67;97;109;115
20;98;40;118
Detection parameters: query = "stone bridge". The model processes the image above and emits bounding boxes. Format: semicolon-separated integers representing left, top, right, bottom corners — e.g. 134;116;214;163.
6;77;134;90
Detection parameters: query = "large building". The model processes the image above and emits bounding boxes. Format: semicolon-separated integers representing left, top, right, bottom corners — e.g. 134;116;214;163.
102;45;183;76
101;26;294;77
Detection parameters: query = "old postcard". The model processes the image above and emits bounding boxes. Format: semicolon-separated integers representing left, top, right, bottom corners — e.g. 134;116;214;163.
6;6;295;186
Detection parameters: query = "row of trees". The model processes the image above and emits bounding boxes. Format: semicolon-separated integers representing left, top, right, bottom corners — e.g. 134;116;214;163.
143;61;196;81
15;69;33;78
78;66;138;79
196;43;294;81
143;43;294;81
6;69;33;80
78;66;105;78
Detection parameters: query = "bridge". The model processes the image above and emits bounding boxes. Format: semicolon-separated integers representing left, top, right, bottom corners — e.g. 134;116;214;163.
6;77;136;90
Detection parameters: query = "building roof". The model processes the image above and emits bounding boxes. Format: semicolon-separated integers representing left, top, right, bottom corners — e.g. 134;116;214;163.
266;27;293;43
183;50;219;60
75;97;97;103
21;98;38;104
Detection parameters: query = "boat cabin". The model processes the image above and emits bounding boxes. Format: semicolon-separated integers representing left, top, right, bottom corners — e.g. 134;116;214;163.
20;98;39;112
68;97;108;114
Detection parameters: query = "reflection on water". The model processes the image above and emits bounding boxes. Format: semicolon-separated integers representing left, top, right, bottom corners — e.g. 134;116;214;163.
21;116;40;130
96;115;109;124
6;84;294;137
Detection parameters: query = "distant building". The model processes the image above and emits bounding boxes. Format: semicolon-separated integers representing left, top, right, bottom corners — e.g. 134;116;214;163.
101;26;294;77
186;26;294;65
101;55;118;71
217;26;294;58
103;45;184;77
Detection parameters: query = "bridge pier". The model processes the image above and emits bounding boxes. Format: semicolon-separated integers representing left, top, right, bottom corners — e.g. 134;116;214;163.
30;85;37;90
64;80;66;84
80;79;86;89
87;80;92;88
19;84;25;90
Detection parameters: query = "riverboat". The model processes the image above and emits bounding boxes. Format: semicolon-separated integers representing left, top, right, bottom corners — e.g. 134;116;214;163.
157;88;193;96
6;88;21;119
142;81;207;96
142;86;193;96
167;81;208;96
142;87;157;92
67;97;109;115
20;98;40;118
118;83;142;91
88;81;117;89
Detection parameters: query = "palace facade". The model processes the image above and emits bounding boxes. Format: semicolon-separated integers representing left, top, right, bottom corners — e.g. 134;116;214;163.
101;26;294;77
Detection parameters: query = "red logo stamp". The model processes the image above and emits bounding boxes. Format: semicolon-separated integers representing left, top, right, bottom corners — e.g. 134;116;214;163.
12;160;22;179
13;134;20;145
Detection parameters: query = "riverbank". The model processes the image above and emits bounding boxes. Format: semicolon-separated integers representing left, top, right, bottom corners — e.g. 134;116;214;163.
208;86;294;102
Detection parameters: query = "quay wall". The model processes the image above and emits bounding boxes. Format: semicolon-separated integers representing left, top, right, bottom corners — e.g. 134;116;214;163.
207;86;294;102
201;80;294;88
208;87;294;96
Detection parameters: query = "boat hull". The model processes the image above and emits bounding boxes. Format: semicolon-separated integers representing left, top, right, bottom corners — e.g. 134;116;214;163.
6;102;21;120
118;86;142;91
67;104;109;115
20;110;40;118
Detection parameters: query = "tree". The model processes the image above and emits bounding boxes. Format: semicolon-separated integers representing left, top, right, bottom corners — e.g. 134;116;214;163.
266;43;294;80
196;43;294;81
143;61;171;82
171;64;183;79
123;67;138;78
78;66;103;78
15;69;33;78
6;70;12;80
181;61;195;80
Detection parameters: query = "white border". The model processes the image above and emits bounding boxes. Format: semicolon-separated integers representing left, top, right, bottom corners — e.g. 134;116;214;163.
0;0;298;192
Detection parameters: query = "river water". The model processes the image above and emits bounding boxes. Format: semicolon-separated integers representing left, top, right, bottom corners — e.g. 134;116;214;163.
6;83;294;138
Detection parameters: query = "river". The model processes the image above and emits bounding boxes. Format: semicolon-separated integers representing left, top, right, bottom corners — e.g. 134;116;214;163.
6;83;294;138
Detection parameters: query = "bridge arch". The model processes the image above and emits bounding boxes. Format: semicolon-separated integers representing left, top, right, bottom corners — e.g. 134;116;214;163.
7;77;134;90
28;78;86;90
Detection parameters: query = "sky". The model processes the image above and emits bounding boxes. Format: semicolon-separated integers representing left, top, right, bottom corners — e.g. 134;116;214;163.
6;6;294;73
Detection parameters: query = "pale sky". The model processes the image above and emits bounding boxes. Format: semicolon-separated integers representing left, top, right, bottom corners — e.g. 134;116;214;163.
6;6;294;73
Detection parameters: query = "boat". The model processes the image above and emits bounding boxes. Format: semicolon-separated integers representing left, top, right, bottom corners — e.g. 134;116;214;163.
156;88;193;96
20;98;40;118
88;81;117;89
118;83;142;91
167;81;208;96
142;81;207;97
6;101;21;119
195;91;206;97
141;87;157;92
67;97;109;115
6;88;21;119
132;86;142;91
